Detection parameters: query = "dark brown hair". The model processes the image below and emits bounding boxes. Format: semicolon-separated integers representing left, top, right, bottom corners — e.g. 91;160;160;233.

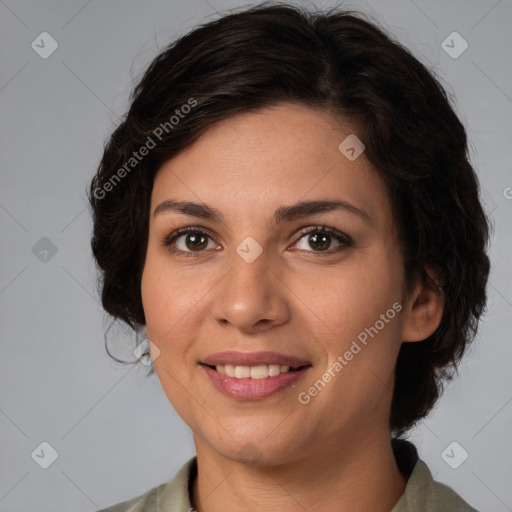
89;2;490;436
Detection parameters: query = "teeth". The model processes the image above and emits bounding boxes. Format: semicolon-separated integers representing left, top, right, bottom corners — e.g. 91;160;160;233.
235;365;251;378
224;364;236;377
214;364;294;379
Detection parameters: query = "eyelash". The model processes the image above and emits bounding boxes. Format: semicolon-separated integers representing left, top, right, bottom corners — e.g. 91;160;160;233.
160;225;353;258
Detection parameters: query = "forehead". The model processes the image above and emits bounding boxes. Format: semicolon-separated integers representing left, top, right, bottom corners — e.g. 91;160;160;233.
151;103;391;229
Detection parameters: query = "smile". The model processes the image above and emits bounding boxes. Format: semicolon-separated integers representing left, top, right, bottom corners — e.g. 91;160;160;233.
210;363;303;379
200;363;312;400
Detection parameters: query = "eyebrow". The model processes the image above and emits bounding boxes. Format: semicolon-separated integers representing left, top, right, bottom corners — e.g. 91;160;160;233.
153;199;372;225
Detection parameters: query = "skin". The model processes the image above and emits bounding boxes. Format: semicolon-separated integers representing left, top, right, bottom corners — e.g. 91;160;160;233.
141;103;444;512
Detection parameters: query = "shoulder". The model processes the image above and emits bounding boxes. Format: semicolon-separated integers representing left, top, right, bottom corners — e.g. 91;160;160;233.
94;456;197;512
393;458;480;512
391;439;479;512
96;483;165;512
429;475;480;512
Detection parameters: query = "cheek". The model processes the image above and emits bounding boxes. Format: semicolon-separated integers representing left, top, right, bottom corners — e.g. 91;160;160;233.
293;248;404;387
140;249;217;378
301;286;403;428
141;265;173;339
141;258;203;419
292;255;401;343
141;249;198;340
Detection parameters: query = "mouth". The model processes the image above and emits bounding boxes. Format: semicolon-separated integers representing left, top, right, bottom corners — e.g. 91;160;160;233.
199;351;313;400
201;363;310;379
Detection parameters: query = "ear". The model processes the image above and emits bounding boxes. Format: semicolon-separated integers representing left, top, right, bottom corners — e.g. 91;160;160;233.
401;269;445;343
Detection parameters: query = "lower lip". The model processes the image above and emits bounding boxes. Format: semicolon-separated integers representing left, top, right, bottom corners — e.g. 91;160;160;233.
201;364;311;400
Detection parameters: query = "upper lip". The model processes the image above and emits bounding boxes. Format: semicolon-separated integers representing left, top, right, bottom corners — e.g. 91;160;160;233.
201;351;311;368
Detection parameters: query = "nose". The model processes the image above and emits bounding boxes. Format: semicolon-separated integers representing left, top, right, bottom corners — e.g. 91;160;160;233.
211;248;290;334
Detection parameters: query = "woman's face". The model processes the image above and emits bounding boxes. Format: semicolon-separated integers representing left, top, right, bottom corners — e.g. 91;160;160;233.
141;103;410;464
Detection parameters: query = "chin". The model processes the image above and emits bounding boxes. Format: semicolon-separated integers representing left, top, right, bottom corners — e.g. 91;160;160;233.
204;430;305;467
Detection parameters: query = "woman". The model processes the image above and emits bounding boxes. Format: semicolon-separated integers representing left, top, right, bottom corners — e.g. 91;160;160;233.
89;3;490;511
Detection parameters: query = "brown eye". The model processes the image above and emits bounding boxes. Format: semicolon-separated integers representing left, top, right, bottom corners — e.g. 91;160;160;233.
307;232;331;251
161;227;217;255
182;232;209;251
292;226;352;254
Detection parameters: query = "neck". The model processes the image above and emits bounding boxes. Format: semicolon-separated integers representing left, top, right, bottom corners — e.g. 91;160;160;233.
191;428;407;512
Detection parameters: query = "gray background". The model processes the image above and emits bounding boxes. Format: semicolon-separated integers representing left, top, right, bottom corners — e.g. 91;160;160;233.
0;0;511;510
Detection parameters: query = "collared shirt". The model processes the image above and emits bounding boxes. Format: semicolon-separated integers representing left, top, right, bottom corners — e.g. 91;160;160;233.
97;440;479;512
